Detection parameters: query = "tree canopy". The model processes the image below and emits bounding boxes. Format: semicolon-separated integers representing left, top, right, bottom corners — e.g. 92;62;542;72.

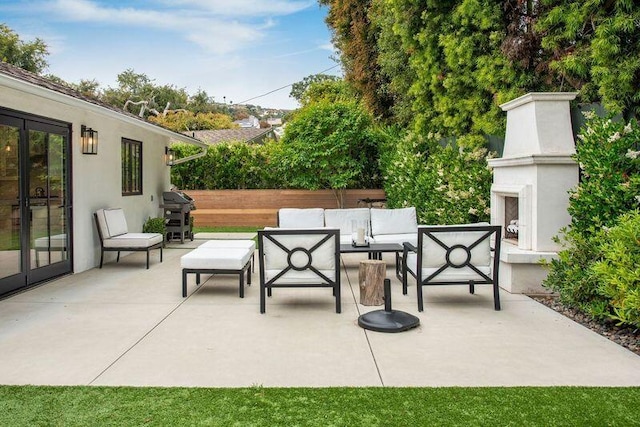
0;23;48;74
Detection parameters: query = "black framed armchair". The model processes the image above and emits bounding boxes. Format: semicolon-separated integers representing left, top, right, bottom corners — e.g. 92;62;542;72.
402;224;502;311
258;228;341;314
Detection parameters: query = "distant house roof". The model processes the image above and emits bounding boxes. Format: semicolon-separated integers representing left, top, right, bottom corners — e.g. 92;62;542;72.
0;61;203;146
190;128;275;145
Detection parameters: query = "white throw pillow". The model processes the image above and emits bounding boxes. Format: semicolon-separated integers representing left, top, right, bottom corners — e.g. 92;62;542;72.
324;208;370;235
370;207;417;236
278;208;325;228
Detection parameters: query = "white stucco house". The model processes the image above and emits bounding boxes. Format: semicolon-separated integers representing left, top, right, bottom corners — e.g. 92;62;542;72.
0;61;207;297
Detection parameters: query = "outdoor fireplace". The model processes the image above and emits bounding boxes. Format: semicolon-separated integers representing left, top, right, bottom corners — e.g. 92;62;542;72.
504;197;519;241
488;92;579;293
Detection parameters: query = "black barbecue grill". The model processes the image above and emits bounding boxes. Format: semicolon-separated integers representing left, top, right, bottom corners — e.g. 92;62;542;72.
161;191;195;243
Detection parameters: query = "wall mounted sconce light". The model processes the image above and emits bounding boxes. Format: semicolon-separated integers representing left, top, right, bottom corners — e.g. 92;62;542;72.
81;125;98;155
165;146;175;166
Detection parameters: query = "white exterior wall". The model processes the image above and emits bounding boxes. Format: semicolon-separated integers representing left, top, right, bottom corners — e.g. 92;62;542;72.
1;84;172;273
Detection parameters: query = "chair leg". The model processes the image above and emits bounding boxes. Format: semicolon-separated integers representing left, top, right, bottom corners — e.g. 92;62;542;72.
239;271;245;298
417;283;424;312
335;282;341;313
116;251;120;263
182;270;188;297
160;247;163;262
99;249;104;268
493;283;501;310
196;273;200;285
469;281;475;294
247;264;252;286
146;250;150;269
260;283;266;313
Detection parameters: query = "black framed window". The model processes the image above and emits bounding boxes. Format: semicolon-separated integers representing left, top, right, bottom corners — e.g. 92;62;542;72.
122;138;142;195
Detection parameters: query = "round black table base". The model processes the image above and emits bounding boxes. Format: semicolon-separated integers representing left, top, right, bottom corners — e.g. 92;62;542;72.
358;310;420;333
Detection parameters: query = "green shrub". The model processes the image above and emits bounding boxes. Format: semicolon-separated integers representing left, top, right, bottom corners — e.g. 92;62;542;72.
591;211;640;328
543;114;640;327
380;131;493;224
142;217;166;236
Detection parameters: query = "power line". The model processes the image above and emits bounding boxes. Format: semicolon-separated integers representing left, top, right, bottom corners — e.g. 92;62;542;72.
236;64;341;105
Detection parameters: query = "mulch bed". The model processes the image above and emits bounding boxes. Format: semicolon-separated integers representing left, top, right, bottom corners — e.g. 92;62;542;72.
530;295;640;357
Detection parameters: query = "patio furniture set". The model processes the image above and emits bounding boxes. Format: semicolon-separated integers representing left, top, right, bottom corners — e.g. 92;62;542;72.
93;207;502;315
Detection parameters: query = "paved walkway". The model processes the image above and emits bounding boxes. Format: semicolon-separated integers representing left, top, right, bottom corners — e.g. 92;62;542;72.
1;244;639;387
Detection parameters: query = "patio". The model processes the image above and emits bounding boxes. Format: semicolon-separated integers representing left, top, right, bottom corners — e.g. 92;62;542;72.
1;240;639;388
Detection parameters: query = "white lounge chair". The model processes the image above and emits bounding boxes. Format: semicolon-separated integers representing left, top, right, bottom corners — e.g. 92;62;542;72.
94;208;163;269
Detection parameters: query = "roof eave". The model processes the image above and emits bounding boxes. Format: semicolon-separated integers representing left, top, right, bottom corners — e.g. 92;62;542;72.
0;73;207;149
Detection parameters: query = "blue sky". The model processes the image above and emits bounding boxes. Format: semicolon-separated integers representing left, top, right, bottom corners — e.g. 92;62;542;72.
0;0;340;109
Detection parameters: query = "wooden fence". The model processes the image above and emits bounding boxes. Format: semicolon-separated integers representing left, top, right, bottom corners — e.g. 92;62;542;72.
187;189;386;227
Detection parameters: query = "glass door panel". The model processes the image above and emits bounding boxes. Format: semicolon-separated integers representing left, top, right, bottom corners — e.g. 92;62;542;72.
27;124;70;278
0;110;71;296
0;121;22;284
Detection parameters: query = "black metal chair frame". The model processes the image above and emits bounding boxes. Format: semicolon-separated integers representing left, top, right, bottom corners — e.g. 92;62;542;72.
93;212;163;269
182;259;251;298
258;229;341;314
401;225;501;311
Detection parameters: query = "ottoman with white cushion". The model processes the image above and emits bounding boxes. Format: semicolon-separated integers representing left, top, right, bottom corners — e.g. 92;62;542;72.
198;239;256;271
181;246;253;298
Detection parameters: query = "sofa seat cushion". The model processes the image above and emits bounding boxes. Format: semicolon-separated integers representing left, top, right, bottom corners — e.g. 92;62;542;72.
181;247;252;270
199;239;256;253
103;233;163;249
265;269;336;284
34;233;67;249
370;207;417;236
278;208;325;228
406;252;491;282
372;233;416;246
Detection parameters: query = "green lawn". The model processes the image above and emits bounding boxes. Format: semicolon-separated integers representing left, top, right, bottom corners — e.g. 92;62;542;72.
1;386;639;426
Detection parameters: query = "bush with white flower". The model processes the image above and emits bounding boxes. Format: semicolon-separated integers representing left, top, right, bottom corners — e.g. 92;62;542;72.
544;114;640;328
380;131;493;225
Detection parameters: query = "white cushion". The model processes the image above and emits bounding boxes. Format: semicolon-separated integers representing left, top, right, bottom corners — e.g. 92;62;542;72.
265;269;336;284
419;226;491;268
278;208;325;228
95;209;110;239
199;239;256;253
34;233;67;249
324;208;370;235
370;207;417;236
406;252;492;282
262;232;336;271
371;233;416;246
102;233;163;248
181;247;252;270
103;208;128;237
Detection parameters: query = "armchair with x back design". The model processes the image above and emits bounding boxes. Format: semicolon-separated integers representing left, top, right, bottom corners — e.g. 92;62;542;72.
257;228;341;314
401;224;502;311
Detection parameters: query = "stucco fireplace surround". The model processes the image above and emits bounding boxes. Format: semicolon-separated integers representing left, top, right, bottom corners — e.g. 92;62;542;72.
488;92;579;294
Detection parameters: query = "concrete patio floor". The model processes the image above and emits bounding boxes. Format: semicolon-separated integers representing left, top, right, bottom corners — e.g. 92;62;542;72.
1;242;640;388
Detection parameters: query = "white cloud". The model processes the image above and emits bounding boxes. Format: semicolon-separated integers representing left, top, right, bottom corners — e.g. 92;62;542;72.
159;0;315;17
41;0;304;54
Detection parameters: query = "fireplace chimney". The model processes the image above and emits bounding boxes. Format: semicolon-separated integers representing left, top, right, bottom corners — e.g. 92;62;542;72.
488;92;579;293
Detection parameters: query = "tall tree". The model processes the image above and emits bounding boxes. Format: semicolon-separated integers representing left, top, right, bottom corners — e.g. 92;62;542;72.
320;0;394;120
0;24;48;74
538;0;640;118
289;73;339;103
102;69;189;117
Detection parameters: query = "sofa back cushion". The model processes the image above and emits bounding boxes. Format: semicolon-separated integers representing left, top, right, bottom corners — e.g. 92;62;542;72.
370;207;417;236
324;208;370;235
278;208;325;228
95;208;129;239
